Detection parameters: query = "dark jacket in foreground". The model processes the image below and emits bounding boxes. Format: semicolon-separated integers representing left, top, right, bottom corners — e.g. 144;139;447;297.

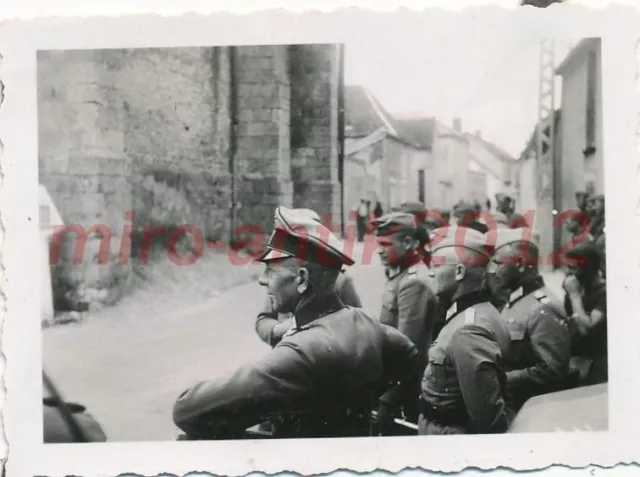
174;292;419;439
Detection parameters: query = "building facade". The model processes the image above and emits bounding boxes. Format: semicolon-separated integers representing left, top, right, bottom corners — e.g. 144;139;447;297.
465;131;519;210
343;87;432;222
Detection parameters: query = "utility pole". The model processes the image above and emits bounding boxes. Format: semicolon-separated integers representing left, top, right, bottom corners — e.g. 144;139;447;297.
536;39;557;270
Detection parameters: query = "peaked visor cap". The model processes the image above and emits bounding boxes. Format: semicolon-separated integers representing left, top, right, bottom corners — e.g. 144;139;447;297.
373;212;419;236
256;206;354;268
429;226;494;260
491;211;509;225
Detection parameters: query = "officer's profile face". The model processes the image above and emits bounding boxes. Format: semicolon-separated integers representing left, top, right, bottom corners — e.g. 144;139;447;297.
428;248;464;297
258;259;301;313
376;233;413;267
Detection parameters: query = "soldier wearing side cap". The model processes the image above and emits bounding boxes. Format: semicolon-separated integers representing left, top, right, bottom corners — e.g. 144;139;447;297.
562;241;608;385
486;228;571;412
255;208;363;347
372;212;439;431
173;206;420;440
419;226;512;435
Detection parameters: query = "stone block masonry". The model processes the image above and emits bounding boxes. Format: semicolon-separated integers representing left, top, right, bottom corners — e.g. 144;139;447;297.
38;43;343;312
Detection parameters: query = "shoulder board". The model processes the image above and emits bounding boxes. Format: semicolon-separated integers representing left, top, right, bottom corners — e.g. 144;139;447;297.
465;308;475;325
533;290;550;304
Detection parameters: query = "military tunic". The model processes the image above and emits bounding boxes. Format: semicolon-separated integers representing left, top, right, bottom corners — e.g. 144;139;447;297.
419;291;511;434
499;278;571;411
380;258;438;362
379;257;438;422
174;292;419;439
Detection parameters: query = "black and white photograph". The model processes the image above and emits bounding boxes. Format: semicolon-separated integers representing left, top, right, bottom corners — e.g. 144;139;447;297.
1;4;639;477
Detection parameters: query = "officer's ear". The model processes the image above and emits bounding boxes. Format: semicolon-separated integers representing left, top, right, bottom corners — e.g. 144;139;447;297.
296;267;310;294
402;234;417;251
455;263;466;281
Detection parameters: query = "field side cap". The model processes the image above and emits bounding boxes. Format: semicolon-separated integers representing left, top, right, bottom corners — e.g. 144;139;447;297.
256;206;354;268
373;212;419;237
492;227;539;253
430;226;494;258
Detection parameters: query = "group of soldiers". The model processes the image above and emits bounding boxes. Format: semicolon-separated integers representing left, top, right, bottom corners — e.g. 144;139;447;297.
171;190;607;439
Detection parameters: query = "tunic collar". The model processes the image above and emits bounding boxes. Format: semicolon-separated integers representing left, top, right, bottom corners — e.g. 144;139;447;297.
445;289;490;322
505;275;545;309
293;291;345;329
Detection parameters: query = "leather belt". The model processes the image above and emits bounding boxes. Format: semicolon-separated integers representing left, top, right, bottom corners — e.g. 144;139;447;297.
419;398;470;429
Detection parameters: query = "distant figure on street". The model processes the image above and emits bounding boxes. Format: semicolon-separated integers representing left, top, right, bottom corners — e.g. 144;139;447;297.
256;208;363;347
372;212;439;432
419;226;512;435
562;241;608;386
173;206;419;439
355;198;370;242
566;191;591;238
588;194;605;241
486;228;571;412
373;200;383;220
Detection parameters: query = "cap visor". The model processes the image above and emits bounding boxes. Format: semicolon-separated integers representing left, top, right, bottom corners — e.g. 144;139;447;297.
255;248;296;263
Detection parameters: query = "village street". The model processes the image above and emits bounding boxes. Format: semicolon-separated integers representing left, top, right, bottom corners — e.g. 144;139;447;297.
43;241;565;442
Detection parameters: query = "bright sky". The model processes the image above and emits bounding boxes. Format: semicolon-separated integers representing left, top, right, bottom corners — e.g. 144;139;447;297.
344;16;576;158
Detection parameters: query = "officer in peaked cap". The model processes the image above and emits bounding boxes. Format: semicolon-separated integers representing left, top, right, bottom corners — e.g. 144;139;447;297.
562;240;608;385
495;193;528;229
486;211;509;230
173;206;420;440
453;202;489;234
418;226;512;435
255;208;363;347
372;212;439;432
486;228;571;412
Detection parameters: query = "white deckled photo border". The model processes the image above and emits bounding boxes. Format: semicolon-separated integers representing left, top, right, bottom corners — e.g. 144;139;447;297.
1;4;639;477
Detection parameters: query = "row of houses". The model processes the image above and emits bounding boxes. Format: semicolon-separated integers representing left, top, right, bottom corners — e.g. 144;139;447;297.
342;84;519;223
343;37;605;275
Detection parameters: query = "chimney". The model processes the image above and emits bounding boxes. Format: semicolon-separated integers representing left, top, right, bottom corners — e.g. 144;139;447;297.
453;118;462;132
475;130;482;138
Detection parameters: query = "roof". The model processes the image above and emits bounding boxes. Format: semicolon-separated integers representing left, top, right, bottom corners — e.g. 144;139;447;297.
394;117;436;150
344;85;400;138
556;38;601;76
344;85;432;152
464;133;516;163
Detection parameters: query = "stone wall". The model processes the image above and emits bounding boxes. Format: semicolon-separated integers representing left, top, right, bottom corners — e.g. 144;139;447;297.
234;46;293;240
116;47;233;248
38;49;132;310
38;44;342;311
290;45;341;229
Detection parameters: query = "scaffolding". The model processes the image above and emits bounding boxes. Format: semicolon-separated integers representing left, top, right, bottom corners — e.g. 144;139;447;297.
536;39;557;270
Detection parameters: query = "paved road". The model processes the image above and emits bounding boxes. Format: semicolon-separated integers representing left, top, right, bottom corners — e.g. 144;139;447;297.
43;240;565;442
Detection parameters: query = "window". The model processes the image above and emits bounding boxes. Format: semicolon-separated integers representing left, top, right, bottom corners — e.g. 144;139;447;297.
418;169;425;203
585;49;597;155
